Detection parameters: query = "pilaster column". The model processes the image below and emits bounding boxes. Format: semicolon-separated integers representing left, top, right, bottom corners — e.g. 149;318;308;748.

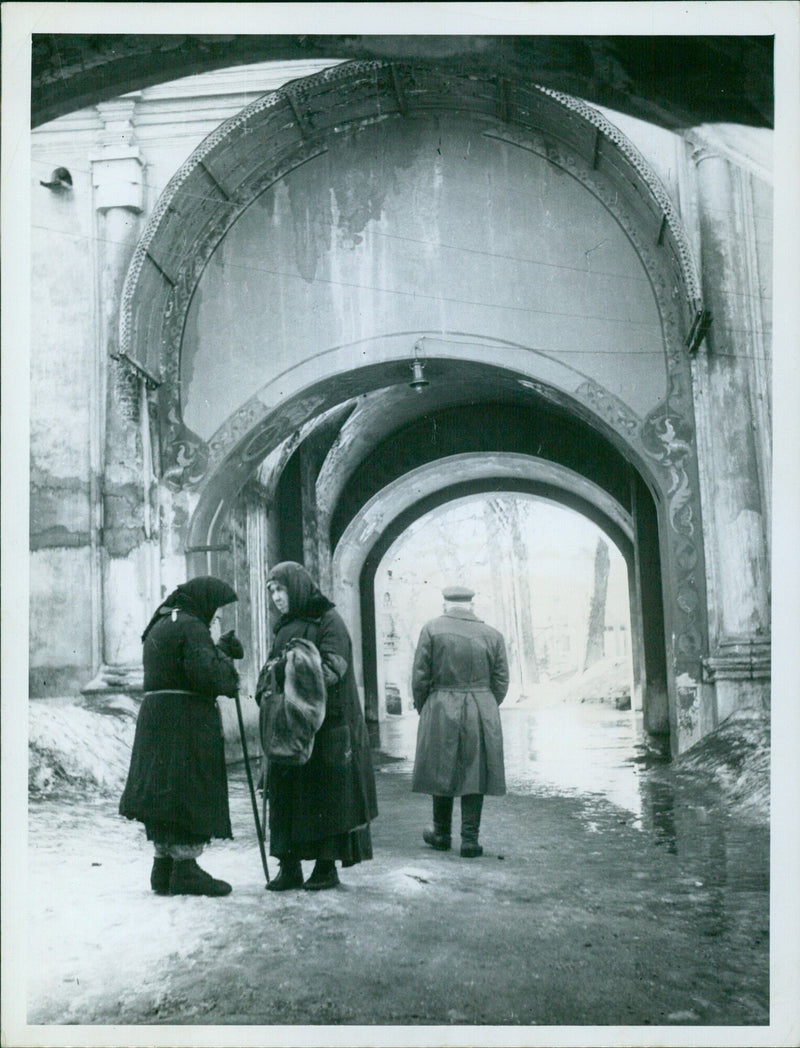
690;146;771;718
83;98;150;696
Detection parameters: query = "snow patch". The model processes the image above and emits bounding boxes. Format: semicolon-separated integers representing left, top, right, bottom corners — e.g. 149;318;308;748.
29;698;137;796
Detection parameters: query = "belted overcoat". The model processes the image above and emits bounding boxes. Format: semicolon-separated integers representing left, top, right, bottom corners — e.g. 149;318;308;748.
411;606;509;797
119;577;240;843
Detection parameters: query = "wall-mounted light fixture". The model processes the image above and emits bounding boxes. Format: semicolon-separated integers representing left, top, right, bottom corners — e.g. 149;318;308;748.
40;166;73;191
409;340;429;392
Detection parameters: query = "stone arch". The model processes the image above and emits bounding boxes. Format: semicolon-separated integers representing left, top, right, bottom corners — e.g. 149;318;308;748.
185;359;673;745
119;61;704;472
120;60;711;751
361;487;636;728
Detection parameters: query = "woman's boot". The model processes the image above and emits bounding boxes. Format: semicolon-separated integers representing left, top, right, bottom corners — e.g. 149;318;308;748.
169;859;232;896
304;859;339;891
150;856;173;895
267;858;303;891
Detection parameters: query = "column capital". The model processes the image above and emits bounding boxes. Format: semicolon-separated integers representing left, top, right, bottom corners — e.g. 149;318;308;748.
90;149;144;213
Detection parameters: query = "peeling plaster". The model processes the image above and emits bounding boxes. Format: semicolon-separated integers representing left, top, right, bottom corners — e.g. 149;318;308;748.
103;484;146;557
30;527;91;551
30;469;92;548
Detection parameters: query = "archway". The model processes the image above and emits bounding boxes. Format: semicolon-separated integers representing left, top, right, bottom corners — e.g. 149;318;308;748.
327;438;665;750
359;481;634;707
33;35;773;130
366;490;642;803
120;61;710;753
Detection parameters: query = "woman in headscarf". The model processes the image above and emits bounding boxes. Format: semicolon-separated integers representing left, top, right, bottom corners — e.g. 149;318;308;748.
120;576;244;897
256;562;378;891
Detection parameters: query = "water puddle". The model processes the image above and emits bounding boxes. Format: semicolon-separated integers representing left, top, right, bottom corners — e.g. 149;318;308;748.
377;703;770;893
379;700;643;815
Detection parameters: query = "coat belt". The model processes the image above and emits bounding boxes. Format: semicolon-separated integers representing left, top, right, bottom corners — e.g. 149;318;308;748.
145;689;203;698
435;683;491;691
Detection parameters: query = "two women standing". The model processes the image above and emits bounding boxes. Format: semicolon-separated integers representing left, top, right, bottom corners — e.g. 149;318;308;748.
120;564;378;896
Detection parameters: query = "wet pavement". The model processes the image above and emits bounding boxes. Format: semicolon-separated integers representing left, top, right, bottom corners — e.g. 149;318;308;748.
24;700;770;1033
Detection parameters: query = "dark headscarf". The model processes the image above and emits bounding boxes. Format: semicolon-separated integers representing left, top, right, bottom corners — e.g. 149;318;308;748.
142;575;238;642
267;561;334;629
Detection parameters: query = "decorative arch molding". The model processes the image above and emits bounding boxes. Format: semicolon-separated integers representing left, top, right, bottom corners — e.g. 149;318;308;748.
119;60;704;479
182;345;707;715
184;349;654;557
334;451;635;598
185;342;650;535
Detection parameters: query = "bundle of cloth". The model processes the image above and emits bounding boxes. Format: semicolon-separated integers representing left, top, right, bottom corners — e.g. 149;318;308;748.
259;637;327;765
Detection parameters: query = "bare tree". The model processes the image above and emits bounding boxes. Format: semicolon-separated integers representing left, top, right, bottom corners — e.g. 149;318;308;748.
486;497;539;695
583;536;610;671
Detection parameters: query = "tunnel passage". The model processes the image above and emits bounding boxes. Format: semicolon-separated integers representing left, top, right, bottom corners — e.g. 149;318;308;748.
188;365;672;752
321;392;669;749
358;479;636;719
331;401;635;546
367;489;643;794
131;60;710;755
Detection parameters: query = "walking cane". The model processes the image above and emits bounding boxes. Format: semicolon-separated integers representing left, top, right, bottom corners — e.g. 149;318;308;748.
233;691;270;886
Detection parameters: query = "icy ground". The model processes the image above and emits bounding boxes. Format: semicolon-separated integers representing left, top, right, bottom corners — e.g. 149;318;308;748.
22;702;771;1030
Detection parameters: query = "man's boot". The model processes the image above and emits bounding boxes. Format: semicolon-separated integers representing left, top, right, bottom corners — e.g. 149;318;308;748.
150;856;173;895
267;858;304;891
423;795;453;851
169;859;232;896
460;794;484;857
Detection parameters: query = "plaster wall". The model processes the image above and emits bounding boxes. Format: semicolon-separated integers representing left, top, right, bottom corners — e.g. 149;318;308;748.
28;63;338;698
29;548;94;695
182;114;667;439
29;154;97;691
29;165;95;490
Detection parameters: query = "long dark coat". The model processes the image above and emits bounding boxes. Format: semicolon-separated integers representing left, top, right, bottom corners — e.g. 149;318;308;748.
257;563;378;860
119;578;240;844
411;606;509;797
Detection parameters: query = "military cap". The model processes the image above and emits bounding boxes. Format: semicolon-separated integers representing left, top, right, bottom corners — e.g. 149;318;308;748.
442;585;475;602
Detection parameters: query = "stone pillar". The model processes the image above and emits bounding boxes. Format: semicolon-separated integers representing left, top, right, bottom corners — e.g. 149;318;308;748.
245;485;272;678
690;147;771;719
626;554;646;734
631;474;671;749
82;98;151;697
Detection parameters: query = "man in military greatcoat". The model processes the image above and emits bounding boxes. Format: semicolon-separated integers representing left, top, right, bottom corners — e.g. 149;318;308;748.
411;586;509;857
